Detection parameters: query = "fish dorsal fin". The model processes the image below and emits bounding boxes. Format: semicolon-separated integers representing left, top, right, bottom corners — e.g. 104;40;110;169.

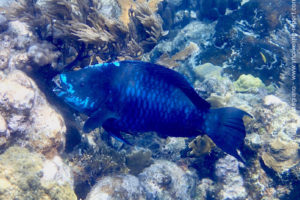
125;61;210;111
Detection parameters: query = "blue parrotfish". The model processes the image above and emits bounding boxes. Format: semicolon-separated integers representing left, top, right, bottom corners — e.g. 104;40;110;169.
53;60;251;162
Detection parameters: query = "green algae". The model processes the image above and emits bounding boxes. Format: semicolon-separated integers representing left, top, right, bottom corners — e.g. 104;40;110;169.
234;74;265;93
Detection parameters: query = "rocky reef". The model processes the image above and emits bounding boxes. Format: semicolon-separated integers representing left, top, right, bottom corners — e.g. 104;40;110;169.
0;0;299;199
0;146;76;199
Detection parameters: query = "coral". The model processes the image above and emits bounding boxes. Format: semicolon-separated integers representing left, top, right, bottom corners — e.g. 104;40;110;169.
0;48;9;70
245;95;300;173
156;42;199;68
8;51;29;69
262;138;299;173
148;20;215;67
233;74;265;93
193;63;222;80
0;113;7;146
161;137;187;161
66;135;127;199
138;160;197;200
125;148;153;175
195;178;215;200
86;174;145;200
188;135;215;157
0;146;76;200
42;156;74;187
172;42;199;62
96;0;121;19
0;70;66;157
27;42;61;67
214;155;247;200
8;20;32;37
0;14;8;33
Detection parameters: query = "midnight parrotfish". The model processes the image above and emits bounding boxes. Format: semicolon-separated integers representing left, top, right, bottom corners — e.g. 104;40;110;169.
53;60;250;162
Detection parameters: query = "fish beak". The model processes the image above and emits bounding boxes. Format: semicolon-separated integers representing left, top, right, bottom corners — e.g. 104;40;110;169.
52;75;64;95
53;75;62;88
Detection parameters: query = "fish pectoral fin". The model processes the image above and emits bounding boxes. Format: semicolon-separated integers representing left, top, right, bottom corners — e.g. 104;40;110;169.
110;131;132;145
102;120;132;145
83;109;119;133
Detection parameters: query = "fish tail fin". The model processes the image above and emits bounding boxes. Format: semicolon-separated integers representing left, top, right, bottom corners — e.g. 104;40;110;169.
203;107;251;163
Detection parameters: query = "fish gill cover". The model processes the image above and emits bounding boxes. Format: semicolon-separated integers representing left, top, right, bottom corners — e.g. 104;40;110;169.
0;0;299;200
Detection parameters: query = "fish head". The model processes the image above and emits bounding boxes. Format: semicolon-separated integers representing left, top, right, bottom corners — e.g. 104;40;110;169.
52;68;108;113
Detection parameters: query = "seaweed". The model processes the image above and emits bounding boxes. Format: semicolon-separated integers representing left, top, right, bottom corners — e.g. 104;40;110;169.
43;0;162;66
129;3;163;51
5;0;163;70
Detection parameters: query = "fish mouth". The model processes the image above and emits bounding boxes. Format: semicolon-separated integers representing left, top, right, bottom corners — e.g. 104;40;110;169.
52;75;66;96
53;75;61;88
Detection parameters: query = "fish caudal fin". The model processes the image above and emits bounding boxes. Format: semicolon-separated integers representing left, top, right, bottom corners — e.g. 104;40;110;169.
203;107;251;163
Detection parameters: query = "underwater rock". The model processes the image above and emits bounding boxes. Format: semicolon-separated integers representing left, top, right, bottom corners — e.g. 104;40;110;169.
0;0;15;8
215;155;247;200
0;146;76;200
0;14;8;33
194;76;234;100
86;174;145;200
246;95;300;173
97;0;121;19
149;20;215;67
0;70;66;157
8;51;29;69
42;155;74;187
0;48;9;70
160;137;187;161
0;114;7;146
125;148;153;175
233;74;265;93
139;160;197;200
195;178;215;200
8;20;32;37
243;159;282;200
0;114;6;133
172;21;215;54
27;43;61;67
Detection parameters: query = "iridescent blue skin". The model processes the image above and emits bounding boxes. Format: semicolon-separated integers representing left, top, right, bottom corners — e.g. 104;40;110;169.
53;60;250;162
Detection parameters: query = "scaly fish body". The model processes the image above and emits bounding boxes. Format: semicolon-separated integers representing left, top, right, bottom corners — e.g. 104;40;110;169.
53;61;250;162
106;66;203;136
